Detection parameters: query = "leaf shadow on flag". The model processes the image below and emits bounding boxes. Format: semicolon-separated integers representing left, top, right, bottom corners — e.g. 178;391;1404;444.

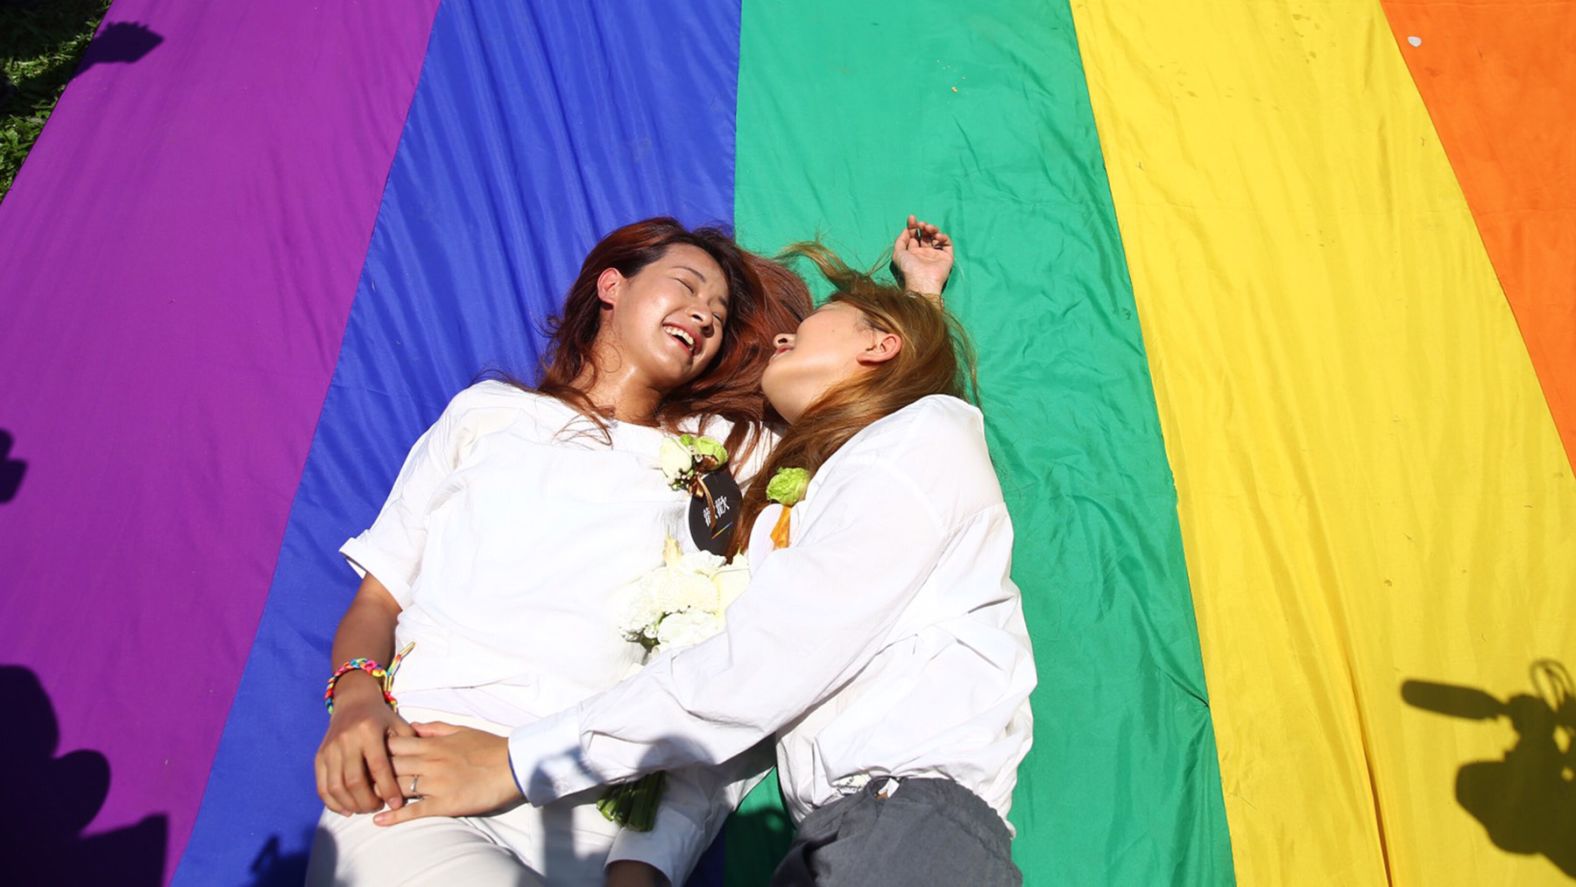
0;429;24;503
0;663;168;886
1401;659;1576;877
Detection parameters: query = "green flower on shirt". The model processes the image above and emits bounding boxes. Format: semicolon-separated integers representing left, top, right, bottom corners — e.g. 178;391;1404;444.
657;434;728;491
765;467;810;506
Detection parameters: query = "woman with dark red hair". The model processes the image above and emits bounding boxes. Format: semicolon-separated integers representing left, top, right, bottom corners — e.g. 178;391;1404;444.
306;218;815;885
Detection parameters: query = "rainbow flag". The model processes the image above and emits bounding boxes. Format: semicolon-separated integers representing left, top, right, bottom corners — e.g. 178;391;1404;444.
0;1;1570;884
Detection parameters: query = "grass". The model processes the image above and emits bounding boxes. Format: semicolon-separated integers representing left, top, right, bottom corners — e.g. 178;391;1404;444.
1;0;112;202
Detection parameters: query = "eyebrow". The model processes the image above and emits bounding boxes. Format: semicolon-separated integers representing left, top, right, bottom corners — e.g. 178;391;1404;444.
673;264;710;284
675;264;729;308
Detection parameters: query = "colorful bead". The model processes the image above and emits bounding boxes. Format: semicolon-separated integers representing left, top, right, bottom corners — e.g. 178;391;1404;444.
322;643;414;715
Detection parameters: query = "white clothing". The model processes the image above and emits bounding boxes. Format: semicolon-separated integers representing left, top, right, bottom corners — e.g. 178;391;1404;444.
507;395;1037;829
307;707;621;886
337;381;770;884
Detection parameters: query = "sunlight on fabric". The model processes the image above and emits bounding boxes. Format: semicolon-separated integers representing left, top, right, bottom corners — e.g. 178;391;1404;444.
1072;0;1576;883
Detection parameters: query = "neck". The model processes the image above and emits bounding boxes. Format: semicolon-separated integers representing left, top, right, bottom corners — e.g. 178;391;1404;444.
573;343;665;425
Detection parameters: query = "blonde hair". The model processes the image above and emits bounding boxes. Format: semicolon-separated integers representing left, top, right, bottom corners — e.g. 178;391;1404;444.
734;242;977;550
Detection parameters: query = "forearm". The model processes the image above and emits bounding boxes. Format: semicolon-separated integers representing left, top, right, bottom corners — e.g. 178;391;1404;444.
512;469;945;802
903;269;949;295
605;860;667;887
327;574;404;705
318;573;412;813
331;574;401;666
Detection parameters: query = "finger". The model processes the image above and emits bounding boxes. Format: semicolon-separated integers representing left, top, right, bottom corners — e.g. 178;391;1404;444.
388;717;416;738
894;227;912;252
315;752;331;808
343;756;383;813
364;744;406;810
387;734;422;757
374;797;438;828
412;720;462;737
324;748;358;816
907;213;918;231
390;753;418;777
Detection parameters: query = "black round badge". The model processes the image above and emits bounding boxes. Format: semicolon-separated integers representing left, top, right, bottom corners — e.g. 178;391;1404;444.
688;469;742;556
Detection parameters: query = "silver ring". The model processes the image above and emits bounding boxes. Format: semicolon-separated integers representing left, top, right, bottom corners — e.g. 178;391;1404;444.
409;774;420;797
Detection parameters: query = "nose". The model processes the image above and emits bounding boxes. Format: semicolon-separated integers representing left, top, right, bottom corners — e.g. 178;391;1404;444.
687;304;714;333
774;333;794;348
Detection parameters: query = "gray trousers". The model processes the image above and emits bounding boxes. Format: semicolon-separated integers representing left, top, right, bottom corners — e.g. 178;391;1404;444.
769;778;1023;887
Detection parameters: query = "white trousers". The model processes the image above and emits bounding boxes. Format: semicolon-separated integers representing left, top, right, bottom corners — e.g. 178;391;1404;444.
305;707;622;886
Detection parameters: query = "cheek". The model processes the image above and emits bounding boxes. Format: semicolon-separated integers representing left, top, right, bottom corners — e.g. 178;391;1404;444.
701;327;727;363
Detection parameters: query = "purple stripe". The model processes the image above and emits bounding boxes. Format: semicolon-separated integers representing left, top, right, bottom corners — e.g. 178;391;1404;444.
0;0;440;878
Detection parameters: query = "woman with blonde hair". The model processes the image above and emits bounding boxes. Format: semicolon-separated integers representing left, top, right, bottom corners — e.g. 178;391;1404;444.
382;223;1035;886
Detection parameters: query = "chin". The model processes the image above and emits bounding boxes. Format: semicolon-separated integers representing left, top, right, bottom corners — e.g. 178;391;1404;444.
760;376;791;418
760;365;782;396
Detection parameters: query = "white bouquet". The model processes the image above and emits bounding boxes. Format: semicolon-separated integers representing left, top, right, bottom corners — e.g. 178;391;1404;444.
621;535;749;652
598;535;749;830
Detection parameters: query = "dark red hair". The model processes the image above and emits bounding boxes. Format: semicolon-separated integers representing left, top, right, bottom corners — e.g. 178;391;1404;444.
534;218;811;464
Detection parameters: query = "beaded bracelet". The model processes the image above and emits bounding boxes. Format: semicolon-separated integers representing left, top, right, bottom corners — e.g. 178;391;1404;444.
323;642;414;714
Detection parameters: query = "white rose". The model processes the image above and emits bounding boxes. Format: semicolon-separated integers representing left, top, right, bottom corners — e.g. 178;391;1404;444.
619;590;665;639
671;569;720;612
676;548;727;576
655;609;725;651
657;439;694;487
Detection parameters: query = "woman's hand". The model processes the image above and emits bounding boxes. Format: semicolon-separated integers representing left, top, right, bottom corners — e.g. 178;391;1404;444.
606;860;668;887
315;671;415;815
892;214;954;298
374;721;525;826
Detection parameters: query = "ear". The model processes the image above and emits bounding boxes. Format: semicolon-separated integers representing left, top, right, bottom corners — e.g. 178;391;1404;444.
596;268;624;309
856;331;903;366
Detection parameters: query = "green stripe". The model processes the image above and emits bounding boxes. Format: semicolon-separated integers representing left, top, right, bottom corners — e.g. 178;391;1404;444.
728;2;1234;883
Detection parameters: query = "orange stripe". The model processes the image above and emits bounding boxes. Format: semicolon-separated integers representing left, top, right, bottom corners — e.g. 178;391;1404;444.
1381;1;1576;471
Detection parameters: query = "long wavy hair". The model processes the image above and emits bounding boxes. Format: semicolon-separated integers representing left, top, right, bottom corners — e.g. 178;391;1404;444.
734;242;977;550
532;218;811;463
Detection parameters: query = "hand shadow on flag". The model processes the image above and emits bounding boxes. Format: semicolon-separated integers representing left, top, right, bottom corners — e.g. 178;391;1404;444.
0;664;169;887
74;21;164;80
1401;659;1576;878
0;5;162;114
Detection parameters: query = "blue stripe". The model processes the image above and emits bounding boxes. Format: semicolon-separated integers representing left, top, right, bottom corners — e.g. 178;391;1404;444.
175;2;741;882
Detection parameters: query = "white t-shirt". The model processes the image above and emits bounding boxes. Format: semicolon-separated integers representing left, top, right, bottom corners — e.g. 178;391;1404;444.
340;380;771;881
507;394;1038;828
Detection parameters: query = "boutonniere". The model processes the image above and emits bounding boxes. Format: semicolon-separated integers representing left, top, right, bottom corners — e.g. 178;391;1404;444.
658;434;728;490
764;467;809;549
659;435;739;553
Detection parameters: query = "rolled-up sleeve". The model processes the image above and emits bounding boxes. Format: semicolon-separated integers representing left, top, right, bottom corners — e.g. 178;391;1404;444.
340;395;468;607
604;742;773;885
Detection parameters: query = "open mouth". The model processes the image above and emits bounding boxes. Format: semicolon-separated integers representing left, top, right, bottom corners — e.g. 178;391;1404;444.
662;324;698;356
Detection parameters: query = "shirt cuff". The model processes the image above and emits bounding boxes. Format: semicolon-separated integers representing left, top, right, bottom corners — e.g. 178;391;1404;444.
339;535;414;607
605;804;712;887
507;708;593;805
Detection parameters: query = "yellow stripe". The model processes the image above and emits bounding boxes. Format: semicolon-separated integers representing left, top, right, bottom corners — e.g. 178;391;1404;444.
1070;1;1576;883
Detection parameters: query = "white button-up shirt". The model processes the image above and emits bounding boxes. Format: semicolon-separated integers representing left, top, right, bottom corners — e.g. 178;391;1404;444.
507;395;1037;829
340;380;769;882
